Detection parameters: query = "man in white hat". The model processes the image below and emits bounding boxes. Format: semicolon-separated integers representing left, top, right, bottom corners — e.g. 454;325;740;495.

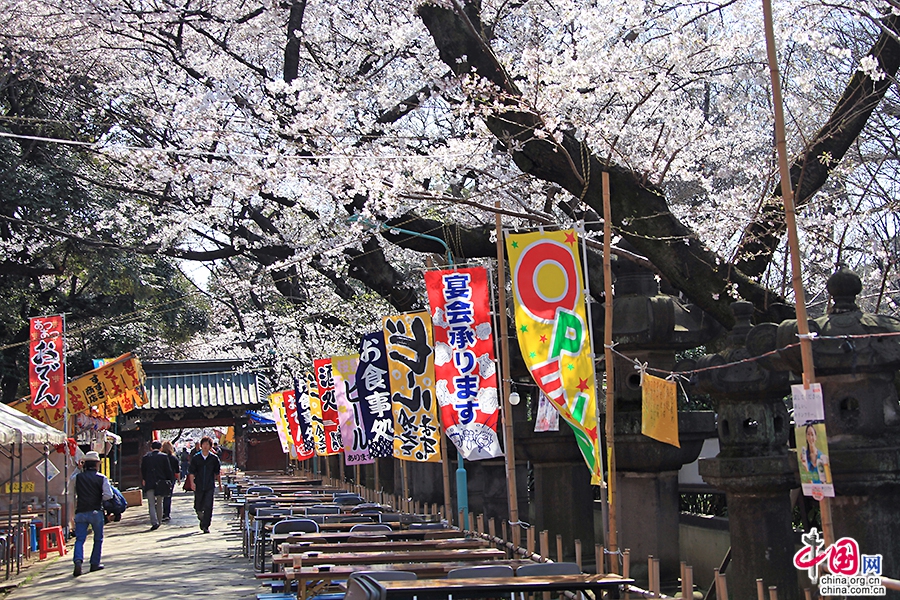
73;451;114;577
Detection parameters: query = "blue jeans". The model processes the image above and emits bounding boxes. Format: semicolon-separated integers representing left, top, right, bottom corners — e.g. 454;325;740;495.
73;510;104;566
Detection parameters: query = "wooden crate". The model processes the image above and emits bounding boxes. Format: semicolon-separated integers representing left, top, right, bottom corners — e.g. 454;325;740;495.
122;489;143;507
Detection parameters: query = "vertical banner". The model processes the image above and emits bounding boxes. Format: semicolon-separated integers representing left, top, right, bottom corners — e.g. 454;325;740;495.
356;332;394;458
383;312;442;462
424;267;503;460
792;383;834;500
268;391;292;453
641;374;680;447
28;315;65;412
313;358;343;455
306;371;328;456
282;387;314;460
293;378;316;459
506;229;602;483
333;355;374;466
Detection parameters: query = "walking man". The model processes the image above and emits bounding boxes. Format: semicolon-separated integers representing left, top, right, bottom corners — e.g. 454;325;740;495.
187;436;222;533
73;451;113;577
141;440;174;531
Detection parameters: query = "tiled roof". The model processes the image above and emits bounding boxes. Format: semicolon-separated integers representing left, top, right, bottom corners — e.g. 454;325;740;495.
140;360;269;410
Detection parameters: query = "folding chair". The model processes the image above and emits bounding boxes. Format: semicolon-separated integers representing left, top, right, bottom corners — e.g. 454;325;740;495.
349;523;392;533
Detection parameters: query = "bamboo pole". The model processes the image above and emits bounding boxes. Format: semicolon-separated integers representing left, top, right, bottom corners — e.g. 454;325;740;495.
601;171;619;569
596;544;605;574
683;565;693;600
757;579;766;600
761;0;833;548
623;549;631;600
575;539;582;571
556;534;564;562
495;201;521;549
768;586;778;600
540;530;550;561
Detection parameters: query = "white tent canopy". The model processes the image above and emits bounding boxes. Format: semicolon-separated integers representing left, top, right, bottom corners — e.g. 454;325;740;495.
0;402;67;446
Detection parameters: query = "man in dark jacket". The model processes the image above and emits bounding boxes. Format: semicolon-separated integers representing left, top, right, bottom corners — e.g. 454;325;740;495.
187;436;221;533
74;451;113;577
140;440;174;531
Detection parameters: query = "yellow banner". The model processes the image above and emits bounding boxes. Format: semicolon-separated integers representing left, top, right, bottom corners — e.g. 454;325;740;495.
268;393;293;454
383;312;442;463
506;229;601;483
641;374;680;448
68;353;145;415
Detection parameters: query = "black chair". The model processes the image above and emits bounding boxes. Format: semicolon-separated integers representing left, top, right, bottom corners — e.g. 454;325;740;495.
448;565;514;578
307;505;342;515
407;522;446;530
349;523;392;533
268;519;320;571
246;485;275;495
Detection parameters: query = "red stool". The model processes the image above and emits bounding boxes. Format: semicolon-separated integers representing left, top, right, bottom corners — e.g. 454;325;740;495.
38;526;66;559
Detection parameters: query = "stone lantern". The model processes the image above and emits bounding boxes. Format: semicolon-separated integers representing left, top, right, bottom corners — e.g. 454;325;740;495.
689;301;798;600
599;255;721;582
754;267;900;579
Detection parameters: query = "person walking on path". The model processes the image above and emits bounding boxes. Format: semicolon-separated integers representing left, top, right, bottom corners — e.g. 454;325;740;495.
141;440;174;531
73;451;113;577
161;440;181;522
179;446;191;485
187;436;222;533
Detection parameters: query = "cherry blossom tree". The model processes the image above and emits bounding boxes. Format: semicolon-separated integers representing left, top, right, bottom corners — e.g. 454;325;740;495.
2;0;899;380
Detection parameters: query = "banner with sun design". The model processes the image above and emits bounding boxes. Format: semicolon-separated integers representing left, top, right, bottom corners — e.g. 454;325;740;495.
506;229;602;484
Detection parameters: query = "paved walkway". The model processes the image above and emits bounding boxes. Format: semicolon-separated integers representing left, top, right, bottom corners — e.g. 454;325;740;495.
5;490;262;599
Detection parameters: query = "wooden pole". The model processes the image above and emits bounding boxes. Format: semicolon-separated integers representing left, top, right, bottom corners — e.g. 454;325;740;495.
374;459;381;504
601;171;619;569
761;0;833;548
757;579;766;600
440;431;453;525
575;539;582;571
495;201;521;548
683;565;693;600
401;459;409;504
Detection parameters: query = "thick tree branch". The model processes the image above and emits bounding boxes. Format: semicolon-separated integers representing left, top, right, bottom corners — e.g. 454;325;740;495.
734;14;900;277
418;2;785;327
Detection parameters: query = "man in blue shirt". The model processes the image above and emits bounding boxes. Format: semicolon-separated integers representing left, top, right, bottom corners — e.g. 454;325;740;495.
187;436;222;533
73;451;114;577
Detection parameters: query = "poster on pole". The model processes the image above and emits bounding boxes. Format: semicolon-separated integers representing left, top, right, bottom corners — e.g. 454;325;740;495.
355;331;394;458
792;383;834;500
424;267;502;460
332;354;374;466
28;315;65;412
383;312;442;463
506;229;602;484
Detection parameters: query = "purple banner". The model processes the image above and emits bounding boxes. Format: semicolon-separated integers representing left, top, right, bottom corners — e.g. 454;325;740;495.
332;354;374;466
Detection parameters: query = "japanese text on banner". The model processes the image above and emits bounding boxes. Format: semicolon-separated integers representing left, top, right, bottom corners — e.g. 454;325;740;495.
29;315;65;412
424;267;502;460
355;331;394;458
383;312;442;463
506;229;601;484
333;355;374;466
313;358;343;456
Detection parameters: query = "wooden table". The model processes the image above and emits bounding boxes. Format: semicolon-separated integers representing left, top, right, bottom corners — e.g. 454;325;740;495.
285;529;462;544
377;574;634;600
279;538;489;554
283;560;533;599
275;547;505;568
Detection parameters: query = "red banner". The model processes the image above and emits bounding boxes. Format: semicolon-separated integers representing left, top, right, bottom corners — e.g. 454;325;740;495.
424;267;503;460
280;388;314;461
313;358;343;455
28;315;65;412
